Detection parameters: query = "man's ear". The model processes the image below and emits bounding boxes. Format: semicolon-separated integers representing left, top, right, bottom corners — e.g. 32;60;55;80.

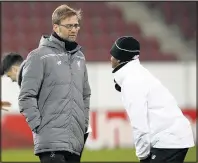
9;66;14;73
53;24;59;33
12;65;17;73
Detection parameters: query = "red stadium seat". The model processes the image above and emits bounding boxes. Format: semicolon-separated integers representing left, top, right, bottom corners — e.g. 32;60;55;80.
146;2;196;41
1;2;179;62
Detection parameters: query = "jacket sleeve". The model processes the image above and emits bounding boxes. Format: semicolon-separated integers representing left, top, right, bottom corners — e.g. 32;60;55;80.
18;52;44;131
83;64;91;133
122;77;150;160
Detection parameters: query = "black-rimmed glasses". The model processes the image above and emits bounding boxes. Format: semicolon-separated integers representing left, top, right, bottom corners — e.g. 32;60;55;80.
59;23;80;30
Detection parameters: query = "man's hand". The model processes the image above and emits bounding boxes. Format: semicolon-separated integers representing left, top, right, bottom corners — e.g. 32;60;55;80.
1;101;11;111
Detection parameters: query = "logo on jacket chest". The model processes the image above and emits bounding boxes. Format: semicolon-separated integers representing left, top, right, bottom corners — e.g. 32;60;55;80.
57;61;62;65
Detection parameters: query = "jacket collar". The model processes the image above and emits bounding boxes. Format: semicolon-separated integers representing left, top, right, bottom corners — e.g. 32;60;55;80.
113;59;140;86
49;35;81;54
112;61;129;73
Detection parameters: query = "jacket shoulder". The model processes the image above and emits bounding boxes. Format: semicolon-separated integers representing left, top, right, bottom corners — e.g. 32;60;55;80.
27;46;53;60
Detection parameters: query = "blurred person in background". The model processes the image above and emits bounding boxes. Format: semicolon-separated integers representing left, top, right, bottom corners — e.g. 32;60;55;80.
110;36;194;163
18;4;91;163
1;52;24;112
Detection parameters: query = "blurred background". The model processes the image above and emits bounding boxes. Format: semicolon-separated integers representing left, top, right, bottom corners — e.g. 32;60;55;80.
1;1;196;162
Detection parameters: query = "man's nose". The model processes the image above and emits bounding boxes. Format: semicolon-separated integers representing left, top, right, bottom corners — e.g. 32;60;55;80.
70;26;78;32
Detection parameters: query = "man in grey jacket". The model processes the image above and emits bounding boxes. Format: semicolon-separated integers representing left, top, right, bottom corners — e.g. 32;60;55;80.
18;4;91;163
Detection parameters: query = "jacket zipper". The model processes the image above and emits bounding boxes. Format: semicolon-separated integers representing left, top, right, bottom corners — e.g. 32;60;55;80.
68;53;73;149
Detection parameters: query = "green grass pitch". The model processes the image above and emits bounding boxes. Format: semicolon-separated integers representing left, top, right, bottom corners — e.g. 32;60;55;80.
1;147;196;162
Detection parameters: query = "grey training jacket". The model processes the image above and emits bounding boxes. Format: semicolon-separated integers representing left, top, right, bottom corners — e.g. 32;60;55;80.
18;35;91;155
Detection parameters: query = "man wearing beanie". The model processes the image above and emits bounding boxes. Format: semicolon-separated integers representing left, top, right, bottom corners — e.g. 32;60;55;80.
110;36;194;163
18;4;91;163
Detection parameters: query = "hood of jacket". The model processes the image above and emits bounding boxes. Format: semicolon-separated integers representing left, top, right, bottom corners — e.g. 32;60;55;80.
39;35;82;54
17;60;26;87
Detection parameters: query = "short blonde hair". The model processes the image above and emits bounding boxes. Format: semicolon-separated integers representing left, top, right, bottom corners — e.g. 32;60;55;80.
52;4;82;25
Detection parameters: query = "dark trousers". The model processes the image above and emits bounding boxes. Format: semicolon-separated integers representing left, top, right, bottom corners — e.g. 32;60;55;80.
38;151;80;163
140;148;189;163
80;133;89;159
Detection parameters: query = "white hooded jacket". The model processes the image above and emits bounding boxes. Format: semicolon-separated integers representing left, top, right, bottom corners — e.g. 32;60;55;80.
113;59;194;160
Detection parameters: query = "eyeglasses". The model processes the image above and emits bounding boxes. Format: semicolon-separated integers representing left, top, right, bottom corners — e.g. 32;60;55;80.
59;23;80;30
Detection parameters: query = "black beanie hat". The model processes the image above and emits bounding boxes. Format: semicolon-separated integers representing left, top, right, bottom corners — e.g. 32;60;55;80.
110;36;140;62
